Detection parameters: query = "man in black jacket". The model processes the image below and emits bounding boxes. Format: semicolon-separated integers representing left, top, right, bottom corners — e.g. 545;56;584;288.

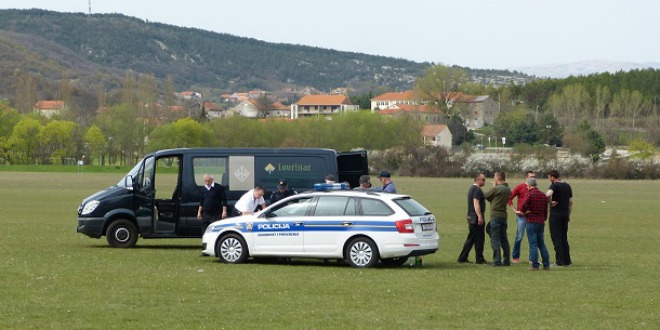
197;174;227;234
269;178;297;204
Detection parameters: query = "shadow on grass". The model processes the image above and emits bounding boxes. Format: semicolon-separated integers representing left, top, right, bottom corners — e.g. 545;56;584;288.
206;257;462;270
89;244;201;250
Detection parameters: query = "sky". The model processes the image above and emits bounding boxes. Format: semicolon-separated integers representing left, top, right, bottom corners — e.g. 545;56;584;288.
1;0;658;70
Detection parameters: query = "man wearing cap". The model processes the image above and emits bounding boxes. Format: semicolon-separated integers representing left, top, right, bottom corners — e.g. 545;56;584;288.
353;175;372;190
378;171;397;193
270;178;297;204
520;177;551;270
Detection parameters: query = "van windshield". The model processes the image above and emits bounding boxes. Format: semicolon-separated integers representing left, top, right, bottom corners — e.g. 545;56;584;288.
117;157;147;187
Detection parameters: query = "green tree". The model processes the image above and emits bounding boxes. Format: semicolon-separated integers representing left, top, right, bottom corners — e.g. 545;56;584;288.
414;65;468;109
83;125;106;165
8;117;42;164
38;120;79;163
146;118;214;152
628;140;656;160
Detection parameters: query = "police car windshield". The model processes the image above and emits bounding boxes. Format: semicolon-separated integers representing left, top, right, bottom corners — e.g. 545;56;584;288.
394;197;431;217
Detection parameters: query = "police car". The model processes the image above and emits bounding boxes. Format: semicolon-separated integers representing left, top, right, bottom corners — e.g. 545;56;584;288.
201;184;439;268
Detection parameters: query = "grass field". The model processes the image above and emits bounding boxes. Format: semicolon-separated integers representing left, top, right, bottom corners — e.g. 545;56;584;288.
0;172;658;329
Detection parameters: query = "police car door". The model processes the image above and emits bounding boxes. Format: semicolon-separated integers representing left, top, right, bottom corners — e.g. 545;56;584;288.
303;196;355;254
252;196;311;254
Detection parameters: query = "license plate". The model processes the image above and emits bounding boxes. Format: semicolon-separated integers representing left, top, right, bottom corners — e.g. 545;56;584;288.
421;223;435;231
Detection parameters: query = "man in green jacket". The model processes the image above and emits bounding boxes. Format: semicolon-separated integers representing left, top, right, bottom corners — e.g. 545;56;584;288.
484;171;513;266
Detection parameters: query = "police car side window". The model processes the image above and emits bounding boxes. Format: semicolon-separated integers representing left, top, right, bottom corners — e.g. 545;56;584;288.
313;196;350;216
360;198;394;216
344;198;357;216
270;197;313;217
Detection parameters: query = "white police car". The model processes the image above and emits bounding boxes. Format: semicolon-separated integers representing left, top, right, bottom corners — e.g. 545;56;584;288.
201;184;439;268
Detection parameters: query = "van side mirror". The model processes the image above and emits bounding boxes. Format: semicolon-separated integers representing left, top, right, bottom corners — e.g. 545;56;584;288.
124;175;134;191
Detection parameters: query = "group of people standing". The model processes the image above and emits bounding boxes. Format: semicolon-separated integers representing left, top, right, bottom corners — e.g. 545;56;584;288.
458;170;573;270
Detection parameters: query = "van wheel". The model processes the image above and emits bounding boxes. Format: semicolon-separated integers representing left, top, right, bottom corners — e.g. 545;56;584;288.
216;234;248;264
380;257;408;267
345;237;379;268
106;219;138;248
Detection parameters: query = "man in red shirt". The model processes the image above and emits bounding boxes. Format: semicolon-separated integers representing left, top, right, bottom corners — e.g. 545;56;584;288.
508;171;535;263
520;177;550;270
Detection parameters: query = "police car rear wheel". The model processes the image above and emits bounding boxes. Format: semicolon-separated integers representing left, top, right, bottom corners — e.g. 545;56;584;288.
380;257;408;267
106;219;138;248
216;234;248;264
346;237;379;268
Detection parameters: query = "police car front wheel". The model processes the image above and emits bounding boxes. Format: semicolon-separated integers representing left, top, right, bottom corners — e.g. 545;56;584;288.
345;237;379;268
216;234;248;264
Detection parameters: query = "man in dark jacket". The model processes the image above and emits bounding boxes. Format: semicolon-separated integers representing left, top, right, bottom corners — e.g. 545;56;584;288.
197;174;227;234
269;178;297;204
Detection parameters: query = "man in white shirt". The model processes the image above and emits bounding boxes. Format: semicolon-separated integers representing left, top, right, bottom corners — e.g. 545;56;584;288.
232;185;267;216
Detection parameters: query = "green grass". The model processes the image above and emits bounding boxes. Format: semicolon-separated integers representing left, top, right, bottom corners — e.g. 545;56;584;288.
0;173;658;329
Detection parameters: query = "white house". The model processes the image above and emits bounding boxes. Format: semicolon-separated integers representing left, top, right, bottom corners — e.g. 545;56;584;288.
422;124;452;148
291;95;359;119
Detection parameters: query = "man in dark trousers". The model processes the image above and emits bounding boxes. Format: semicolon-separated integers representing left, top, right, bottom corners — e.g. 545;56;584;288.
197;174;227;235
546;170;573;267
269;178;297;204
484;171;512;266
458;172;487;264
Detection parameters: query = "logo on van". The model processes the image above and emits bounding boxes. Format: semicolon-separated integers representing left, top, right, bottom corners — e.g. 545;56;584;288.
233;165;251;182
264;163;276;174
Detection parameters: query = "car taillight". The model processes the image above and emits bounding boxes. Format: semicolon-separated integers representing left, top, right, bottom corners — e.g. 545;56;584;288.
395;219;414;233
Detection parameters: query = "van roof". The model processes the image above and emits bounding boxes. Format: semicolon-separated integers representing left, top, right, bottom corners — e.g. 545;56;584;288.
147;147;338;158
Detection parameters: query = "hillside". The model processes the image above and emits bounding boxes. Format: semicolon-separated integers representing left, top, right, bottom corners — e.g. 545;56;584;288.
0;9;530;107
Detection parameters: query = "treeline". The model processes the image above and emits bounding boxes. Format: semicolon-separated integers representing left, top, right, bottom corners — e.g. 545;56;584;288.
0;104;422;166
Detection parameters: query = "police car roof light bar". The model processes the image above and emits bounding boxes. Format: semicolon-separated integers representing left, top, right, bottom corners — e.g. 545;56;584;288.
313;183;348;191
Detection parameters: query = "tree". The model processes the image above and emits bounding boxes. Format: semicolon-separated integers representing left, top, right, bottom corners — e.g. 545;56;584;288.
14;72;39;114
146;118;214;152
414;65;468;109
83;125;106;165
8;117;42;164
569;120;605;161
38;120;79;164
628;140;656;160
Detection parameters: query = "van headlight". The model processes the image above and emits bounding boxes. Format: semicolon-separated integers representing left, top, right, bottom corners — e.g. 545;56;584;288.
81;200;100;215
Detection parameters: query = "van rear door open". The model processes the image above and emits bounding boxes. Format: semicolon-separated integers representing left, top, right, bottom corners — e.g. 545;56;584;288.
337;151;368;188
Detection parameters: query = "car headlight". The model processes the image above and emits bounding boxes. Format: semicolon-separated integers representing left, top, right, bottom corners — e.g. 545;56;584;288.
81;200;100;215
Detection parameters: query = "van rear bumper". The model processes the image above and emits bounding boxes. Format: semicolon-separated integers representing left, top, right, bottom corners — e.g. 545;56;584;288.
77;217;104;238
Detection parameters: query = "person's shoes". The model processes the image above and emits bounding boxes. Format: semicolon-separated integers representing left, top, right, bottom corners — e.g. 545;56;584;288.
512;258;521;264
551;263;565;267
528;267;540;271
502;260;511;266
475;260;488;265
542;266;550;271
488;262;502;267
457;259;473;263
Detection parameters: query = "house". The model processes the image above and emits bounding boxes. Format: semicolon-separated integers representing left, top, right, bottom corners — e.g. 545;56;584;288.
441;93;499;129
372;91;499;129
370;91;420;111
233;99;290;118
34;100;66;118
188;102;225;119
422;124;452;148
290;95;359;119
377;104;444;124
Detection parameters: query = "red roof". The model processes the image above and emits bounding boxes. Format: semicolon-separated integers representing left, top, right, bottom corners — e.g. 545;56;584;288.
203;102;221;111
295;95;352;106
371;91;417;101
34;100;65;110
422;124;449;137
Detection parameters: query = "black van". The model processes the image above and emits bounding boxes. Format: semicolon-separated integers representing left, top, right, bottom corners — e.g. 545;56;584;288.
77;148;368;248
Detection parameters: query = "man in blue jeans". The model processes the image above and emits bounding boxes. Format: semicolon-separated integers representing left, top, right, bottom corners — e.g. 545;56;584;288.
520;177;550;270
508;170;535;263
